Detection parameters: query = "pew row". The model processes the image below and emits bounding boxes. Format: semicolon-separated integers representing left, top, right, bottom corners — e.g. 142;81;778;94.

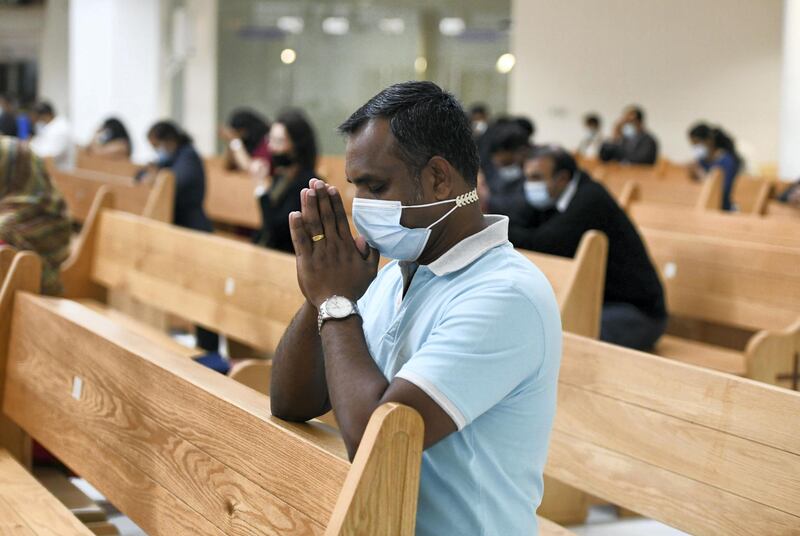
1;291;425;535
640;227;800;389
75;148;141;178
61;190;608;356
203;155;356;231
50;167;175;224
626;202;800;249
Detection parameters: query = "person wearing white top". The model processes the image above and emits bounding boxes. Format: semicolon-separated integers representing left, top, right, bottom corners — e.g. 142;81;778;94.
576;113;603;158
29;102;74;170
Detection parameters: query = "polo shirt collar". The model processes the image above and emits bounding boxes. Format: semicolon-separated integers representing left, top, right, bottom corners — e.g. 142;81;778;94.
556;173;580;213
425;215;509;277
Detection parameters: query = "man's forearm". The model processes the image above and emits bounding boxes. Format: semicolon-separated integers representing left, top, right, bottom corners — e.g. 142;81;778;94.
270;301;330;420
319;316;389;460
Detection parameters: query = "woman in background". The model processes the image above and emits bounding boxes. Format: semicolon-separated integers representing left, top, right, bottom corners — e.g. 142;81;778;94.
0;136;71;295
255;109;318;253
688;123;743;211
146;121;220;360
87;117;133;159
220;108;271;175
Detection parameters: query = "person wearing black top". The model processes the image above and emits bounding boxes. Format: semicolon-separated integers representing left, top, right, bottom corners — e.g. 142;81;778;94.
146;121;218;356
255;109;318;253
600;105;659;165
507;146;667;351
0;94;18;137
481;120;531;222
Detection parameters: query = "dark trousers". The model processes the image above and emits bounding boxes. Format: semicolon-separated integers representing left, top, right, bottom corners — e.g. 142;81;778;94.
196;326;219;353
600;302;667;351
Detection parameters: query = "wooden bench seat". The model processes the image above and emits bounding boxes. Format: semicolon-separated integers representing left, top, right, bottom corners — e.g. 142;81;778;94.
75;149;141;178
639;227;800;389
0;448;93;535
3;291;424;535
656;335;747;375
50;167;174;224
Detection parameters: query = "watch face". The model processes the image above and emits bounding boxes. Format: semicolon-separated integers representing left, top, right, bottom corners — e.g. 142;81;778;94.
327;296;353;318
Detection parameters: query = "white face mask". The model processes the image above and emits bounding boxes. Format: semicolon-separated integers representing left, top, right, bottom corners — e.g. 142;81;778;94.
692;144;708;160
524;181;553;209
622;123;637;138
352;189;479;262
35;121;47;134
496;164;523;183
472;120;488;136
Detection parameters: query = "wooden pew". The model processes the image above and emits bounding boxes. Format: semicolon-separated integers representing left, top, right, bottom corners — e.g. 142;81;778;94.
2;291;425;535
202;155;356;232
50;167;175;224
764;199;800;221
0;448;94;535
75;148;141;178
627;203;800;249
519;231;607;339
605;169;722;211
546;334;800;535
61;189;304;355
63;189;608;357
640;228;800;389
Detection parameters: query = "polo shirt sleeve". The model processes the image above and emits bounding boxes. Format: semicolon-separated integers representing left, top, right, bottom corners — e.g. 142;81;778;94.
394;283;547;430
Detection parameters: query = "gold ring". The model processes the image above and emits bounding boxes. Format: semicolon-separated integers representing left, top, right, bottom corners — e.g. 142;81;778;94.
312;234;326;242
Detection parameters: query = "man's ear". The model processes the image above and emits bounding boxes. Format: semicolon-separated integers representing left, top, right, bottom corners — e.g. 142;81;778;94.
426;156;455;200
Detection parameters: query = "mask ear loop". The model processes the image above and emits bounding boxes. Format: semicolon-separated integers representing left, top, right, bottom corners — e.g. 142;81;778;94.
422;189;480;230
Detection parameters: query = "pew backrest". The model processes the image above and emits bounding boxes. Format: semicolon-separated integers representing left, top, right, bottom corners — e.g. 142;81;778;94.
640;227;800;331
75;148;141;178
61;191;304;352
51;167;174;223
0;250;40;467
519;231;608;338
2;292;424;535
547;333;800;535
628;203;800;249
764;199;800;221
203;156;262;229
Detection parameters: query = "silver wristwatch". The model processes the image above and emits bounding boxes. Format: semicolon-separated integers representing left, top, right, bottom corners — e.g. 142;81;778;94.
318;295;360;333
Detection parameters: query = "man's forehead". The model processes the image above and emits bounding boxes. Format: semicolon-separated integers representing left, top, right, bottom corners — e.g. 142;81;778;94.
344;118;404;178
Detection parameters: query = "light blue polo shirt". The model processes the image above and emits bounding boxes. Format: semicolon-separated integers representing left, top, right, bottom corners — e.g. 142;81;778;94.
357;215;562;536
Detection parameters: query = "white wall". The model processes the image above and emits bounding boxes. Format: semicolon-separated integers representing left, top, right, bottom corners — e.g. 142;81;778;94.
510;0;783;170
780;0;800;179
70;0;163;163
181;0;218;156
39;0;70;117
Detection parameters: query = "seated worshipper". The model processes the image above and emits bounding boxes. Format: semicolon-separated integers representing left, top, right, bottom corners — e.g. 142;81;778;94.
86;117;132;160
29;101;74;169
688;123;743;211
0;136;71;295
600;105;659;165
507;146;667;351
253;108;318;253
468;102;490;140
0;94;18;137
270;81;562;536
146;121;222;366
482;120;531;221
577;113;603;158
220;108;271;175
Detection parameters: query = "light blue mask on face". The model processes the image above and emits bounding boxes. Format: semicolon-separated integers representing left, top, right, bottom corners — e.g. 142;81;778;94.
352;189;480;262
155;147;172;165
524;181;553;210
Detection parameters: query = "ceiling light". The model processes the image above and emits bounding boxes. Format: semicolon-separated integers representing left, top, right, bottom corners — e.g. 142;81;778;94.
496;53;516;74
439;17;465;36
281;48;297;64
322;17;350;35
378;17;405;35
277;16;304;35
414;56;428;74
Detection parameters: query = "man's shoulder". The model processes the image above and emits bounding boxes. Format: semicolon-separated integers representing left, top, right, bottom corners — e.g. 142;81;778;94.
463;245;557;305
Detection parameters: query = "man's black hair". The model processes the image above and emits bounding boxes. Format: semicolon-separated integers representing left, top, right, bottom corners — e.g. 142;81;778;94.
528;145;578;179
469;103;489;117
628;105;645;123
514;116;535;138
487;121;530;155
34;101;55;117
584;114;601;128
338;81;480;187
